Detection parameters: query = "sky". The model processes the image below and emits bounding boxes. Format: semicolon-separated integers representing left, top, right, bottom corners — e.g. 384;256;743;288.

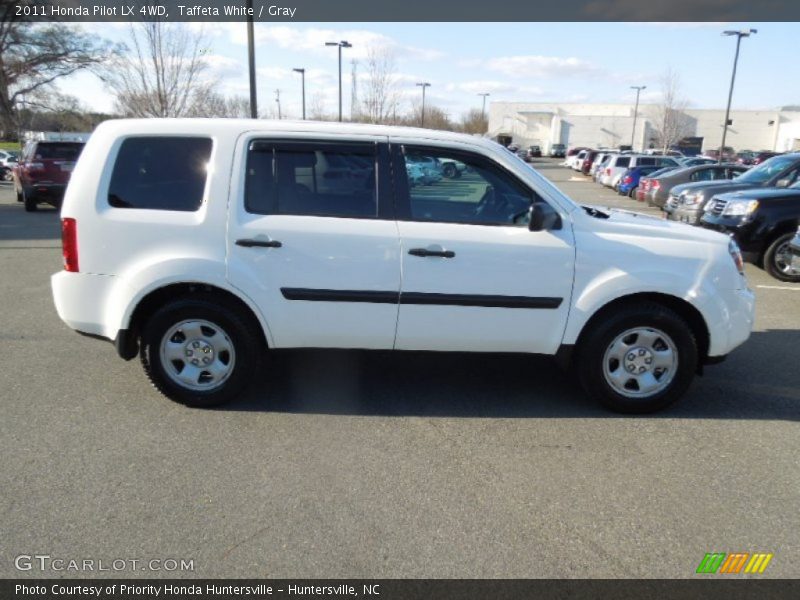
56;21;800;120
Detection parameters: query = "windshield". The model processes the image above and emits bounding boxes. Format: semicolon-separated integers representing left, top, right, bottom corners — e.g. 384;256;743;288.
735;155;797;184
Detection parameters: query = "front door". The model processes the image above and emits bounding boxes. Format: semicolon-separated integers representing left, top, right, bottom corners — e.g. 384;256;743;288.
391;143;575;354
226;136;401;349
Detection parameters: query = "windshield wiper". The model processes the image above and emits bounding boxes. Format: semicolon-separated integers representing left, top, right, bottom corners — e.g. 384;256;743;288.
582;205;610;219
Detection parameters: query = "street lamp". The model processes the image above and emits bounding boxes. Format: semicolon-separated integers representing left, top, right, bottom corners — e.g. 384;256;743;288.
325;40;352;122
719;29;757;162
416;82;431;127
630;85;646;151
275;89;281;120
245;0;257;118
293;68;306;120
478;93;490;119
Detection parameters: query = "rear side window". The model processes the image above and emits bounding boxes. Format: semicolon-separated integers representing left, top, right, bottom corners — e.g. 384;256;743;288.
615;156;631;168
108;137;212;211
245;141;377;218
33;143;84;160
637;157;656;166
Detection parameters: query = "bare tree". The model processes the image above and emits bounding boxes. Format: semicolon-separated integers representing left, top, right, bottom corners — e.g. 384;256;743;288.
104;21;213;118
649;68;692;154
459;108;488;135
360;46;401;124
308;90;331;121
187;92;250;118
0;3;114;137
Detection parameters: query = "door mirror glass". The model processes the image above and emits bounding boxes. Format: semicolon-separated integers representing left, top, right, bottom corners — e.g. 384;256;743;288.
528;201;561;232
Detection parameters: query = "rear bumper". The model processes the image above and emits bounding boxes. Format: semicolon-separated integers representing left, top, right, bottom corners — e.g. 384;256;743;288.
51;270;117;339
24;183;67;202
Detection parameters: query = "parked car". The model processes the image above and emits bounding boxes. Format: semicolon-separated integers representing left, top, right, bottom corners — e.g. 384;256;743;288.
569;149;590;170
51;119;754;414
665;154;800;225
617;166;666;198
0;149;18;168
526;145;542;160
580;150;601;175
753;151;780;165
636;166;682;202
678;157;717;167
600;155;680;188
735;150;756;166
700;183;800;282
591;152;616;181
549;143;566;158
647;164;748;209
13;140;85;211
703;147;735;161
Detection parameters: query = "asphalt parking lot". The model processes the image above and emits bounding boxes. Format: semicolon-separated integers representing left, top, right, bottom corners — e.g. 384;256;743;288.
0;165;798;579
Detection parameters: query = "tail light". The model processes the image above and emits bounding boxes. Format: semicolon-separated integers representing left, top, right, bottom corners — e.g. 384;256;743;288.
652;180;661;189
623;175;633;184
605;168;611;176
61;218;79;272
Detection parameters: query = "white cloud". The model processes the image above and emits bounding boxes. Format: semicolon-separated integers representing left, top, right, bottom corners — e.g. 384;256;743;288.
481;55;602;79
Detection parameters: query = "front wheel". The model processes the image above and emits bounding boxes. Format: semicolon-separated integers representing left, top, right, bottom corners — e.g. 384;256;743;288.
140;297;261;407
576;303;698;413
763;233;800;283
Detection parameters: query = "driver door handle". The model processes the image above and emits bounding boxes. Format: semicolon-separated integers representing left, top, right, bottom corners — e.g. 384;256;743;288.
409;247;455;258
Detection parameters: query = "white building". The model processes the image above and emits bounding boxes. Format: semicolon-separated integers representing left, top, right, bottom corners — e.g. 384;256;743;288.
488;102;800;155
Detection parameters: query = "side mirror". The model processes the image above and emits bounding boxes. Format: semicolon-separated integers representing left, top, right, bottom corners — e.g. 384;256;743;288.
528;202;561;232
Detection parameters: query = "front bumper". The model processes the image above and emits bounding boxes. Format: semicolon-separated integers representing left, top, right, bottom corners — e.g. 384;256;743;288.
703;285;756;358
669;206;703;224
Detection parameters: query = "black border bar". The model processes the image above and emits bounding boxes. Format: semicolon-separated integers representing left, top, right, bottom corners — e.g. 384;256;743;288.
17;1;800;22
280;288;563;308
3;579;799;600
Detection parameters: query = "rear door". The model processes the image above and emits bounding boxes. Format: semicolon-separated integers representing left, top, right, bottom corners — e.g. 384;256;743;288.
226;135;401;349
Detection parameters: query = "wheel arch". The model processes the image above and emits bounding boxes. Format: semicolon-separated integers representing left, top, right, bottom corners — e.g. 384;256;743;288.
570;292;710;371
118;282;270;360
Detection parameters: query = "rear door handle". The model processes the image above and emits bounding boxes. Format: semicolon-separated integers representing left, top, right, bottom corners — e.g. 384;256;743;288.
236;238;282;248
408;247;455;258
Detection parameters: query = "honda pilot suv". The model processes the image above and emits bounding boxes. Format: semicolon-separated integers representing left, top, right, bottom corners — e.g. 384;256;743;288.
51;120;754;413
14;140;85;211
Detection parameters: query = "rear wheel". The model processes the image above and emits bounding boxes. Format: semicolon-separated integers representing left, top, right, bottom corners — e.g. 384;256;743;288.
442;163;457;178
763;233;800;282
576;303;697;413
629;186;638;198
23;191;37;212
140;297;261;407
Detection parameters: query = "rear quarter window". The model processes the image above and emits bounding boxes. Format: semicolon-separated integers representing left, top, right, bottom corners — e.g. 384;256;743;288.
615;156;631;168
108;137;213;211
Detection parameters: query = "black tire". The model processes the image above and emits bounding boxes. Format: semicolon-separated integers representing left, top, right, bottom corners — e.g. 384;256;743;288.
140;296;262;407
763;232;800;283
23;191;37;212
16;188;23;202
443;163;457;178
576;302;698;414
629;186;638;199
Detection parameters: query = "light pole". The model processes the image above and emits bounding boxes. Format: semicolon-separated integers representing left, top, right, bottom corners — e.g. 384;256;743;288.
325;40;352;122
245;0;257;118
293;68;306;120
478;93;490;119
275;89;281;120
719;29;756;163
416;82;431;127
630;85;646;151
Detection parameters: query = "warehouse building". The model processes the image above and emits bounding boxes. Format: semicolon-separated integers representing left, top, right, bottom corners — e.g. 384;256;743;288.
487;102;800;155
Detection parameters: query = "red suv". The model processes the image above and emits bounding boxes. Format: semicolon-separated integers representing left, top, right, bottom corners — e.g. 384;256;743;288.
14;141;85;211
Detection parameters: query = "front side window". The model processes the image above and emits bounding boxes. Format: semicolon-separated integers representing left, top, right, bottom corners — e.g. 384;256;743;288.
401;147;536;227
245;141;377;218
108;137;212;211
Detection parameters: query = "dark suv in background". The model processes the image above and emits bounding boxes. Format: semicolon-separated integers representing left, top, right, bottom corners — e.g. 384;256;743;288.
14;141;85;211
549;143;566;158
664;154;800;225
700;182;800;282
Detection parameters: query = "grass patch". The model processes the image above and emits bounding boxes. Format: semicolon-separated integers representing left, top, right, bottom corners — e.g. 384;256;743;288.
0;141;22;152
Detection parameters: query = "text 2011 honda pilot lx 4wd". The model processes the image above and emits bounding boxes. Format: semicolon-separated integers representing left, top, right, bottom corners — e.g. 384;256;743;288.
51;120;755;413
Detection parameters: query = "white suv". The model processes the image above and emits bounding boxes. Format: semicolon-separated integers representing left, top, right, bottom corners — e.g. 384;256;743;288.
52;119;755;413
